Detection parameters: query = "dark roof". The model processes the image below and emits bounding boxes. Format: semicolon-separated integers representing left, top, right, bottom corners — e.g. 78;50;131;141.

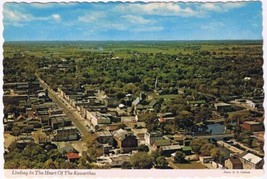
229;156;242;165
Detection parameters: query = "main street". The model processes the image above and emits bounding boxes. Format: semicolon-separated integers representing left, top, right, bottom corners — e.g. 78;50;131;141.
35;74;90;138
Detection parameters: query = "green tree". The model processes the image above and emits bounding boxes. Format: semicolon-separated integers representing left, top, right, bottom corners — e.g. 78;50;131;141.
130;152;153;169
121;161;132;169
174;151;185;163
137;144;149;152
155;156;168;169
190;138;209;154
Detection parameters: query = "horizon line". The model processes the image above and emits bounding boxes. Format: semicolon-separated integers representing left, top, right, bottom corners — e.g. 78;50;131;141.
4;39;263;43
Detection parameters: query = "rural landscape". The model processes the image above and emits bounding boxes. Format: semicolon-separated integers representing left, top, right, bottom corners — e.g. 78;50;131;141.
3;2;264;170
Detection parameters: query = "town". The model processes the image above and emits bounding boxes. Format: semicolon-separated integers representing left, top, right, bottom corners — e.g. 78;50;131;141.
3;40;264;169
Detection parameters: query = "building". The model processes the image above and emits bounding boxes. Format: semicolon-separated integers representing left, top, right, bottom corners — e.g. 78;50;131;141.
53;126;79;141
242;121;264;132
151;139;172;151
199;156;214;164
144;131;163;146
97;154;131;167
225;155;243;169
50;115;72;130
161;145;182;156
90;112;111;127
113;129;138;153
66;152;80;162
240;153;263;169
246;99;263;110
96;130;114;145
214;102;232;112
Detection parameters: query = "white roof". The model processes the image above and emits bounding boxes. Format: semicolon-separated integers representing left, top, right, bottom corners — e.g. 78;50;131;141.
242;153;262;164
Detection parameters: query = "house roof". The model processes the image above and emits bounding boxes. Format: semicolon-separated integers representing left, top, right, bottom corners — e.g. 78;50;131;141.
182;146;192;151
66;152;80;159
229;156;242;165
113;129;128;141
153;139;171;146
149;99;157;107
214;102;231;107
162;145;182;151
97;130;112;137
243;121;260;125
242;153;262;165
132;97;140;106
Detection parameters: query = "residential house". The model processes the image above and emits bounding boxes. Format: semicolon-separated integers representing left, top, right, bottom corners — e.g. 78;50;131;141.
240;153;263;169
50;115;72;130
66;152;80;162
113;129;138;153
225;155;243;169
151;138;172;151
214;102;232;112
90;112;111;127
246;99;263;110
161;145;182;156
97;154;131;167
242;121;264;132
199;156;214;164
53;126;79;141
144;131;163;146
96;130;114;146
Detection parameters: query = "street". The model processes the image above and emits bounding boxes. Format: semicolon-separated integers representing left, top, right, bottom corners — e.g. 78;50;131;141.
36;74;90;138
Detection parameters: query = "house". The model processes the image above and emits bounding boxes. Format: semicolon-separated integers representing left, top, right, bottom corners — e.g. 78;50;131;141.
96;154;131;167
113;129;138;153
151;139;171;151
199;156;214;164
66;152;80;162
57;142;75;154
96;130;114;145
224;155;243;169
161;145;182;156
211;161;224;169
214;102;232;112
182;146;192;155
53;126;79;141
169;135;192;146
246;99;263;110
148;99;158;110
144;131;163;146
50;115;72;130
90;112;111;127
242;121;264;132
240;153;263;169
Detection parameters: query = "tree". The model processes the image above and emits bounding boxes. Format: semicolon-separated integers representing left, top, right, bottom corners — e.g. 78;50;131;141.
137;144;149;152
190;138;209;154
155;156;168;169
200;143;214;156
121;161;132;169
150;150;161;163
130;152;153;169
174;151;185;163
210;148;220;161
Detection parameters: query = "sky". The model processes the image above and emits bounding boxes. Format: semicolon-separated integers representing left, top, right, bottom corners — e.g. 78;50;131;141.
3;1;263;41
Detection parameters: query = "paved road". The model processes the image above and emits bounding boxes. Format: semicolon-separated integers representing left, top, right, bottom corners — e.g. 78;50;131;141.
229;139;264;157
217;141;244;154
196;133;234;140
36;74;90;138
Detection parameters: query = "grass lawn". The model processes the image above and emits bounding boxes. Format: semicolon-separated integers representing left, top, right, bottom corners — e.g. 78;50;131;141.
168;159;208;169
158;94;181;100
